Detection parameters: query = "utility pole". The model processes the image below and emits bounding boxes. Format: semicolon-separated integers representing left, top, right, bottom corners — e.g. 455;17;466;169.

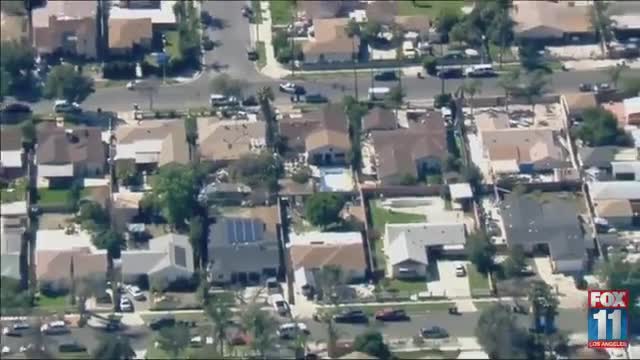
290;11;295;79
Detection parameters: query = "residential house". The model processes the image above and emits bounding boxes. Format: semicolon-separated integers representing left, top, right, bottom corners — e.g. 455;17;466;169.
288;231;367;288
197;118;266;164
394;15;431;37
279;105;350;166
36;124;106;186
207;207;281;284
511;0;594;43
0;202;28;280
590;181;640;229
32;0;98;58
362;107;397;133
109;0;177;31
500;193;589;274
365;1;397;25
480;126;570;174
371;111;447;184
304;18;360;64
0;126;24;180
108;17;153;55
1;10;28;43
115;120;189;169
623;97;640;127
121;233;195;284
612;161;640;181
579;146;638;181
609;1;640;38
383;223;466;279
564;93;597;120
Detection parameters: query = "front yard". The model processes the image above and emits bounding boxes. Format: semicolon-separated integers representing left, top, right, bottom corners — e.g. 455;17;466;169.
382;278;428;294
397;0;467;16
352;301;455;315
269;0;295;25
467;264;491;297
0;179;26;203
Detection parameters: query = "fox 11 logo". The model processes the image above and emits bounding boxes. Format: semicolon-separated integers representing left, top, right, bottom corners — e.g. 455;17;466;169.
588;290;629;349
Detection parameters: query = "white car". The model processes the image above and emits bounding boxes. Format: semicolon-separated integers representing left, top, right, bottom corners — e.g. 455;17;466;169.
120;297;133;312
2;346;10;355
126;80;140;90
279;82;298;94
127;285;146;301
455;264;466;277
277;322;309;339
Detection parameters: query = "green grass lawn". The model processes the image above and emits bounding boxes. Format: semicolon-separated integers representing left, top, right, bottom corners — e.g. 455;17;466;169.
255;41;266;69
251;0;262;24
384;279;428;293
269;0;295;25
37;189;72;205
370;202;426;232
393;350;461;359
210;291;236;304
397;0;466;16
354;302;455;315
164;30;182;60
35;294;70;312
473;301;498;311
467;264;491;297
0;178;27;203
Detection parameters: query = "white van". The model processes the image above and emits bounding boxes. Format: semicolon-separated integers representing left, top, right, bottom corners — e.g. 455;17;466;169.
277;322;309;339
41;320;69;335
368;87;390;101
53;100;80;113
464;64;495;77
209;94;239;107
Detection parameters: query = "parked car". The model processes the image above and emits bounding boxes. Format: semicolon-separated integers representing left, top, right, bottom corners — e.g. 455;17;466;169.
242;95;259;107
333;310;368;324
374;71;398;81
247;48;259;61
210;94;240;107
455;264;466;277
578;83;592;92
2;327;21;337
374;308;409;321
1;102;32;114
126;284;146;301
149;316;175;330
279;82;305;95
464;64;496;77
420;326;449;339
304;93;328;104
437;68;463;79
120;297;134;312
277;322;310;340
1;346;10;355
270;294;289;316
241;5;253;18
11;322;30;331
265;277;281;295
40;321;70;335
126;80;140;90
53;100;81;113
58;342;87;353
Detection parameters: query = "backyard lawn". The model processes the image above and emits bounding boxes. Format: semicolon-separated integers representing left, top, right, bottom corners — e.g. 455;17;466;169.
269;0;295;25
370;202;426;232
397;0;467;16
35;294;71;313
38;189;71;204
467;264;491;297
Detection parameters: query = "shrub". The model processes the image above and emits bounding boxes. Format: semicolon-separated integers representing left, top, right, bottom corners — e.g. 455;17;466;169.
423;56;438;75
102;61;136;79
141;60;160;77
434;93;452;108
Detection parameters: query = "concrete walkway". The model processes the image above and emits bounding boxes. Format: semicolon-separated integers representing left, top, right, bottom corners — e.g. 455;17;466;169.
251;1;290;79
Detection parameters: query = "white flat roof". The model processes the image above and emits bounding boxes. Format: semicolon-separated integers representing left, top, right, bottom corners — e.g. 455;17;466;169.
589;181;640;200
449;183;473;200
0;150;23;168
36;229;97;252
288;231;363;246
0;201;28;217
109;0;177;24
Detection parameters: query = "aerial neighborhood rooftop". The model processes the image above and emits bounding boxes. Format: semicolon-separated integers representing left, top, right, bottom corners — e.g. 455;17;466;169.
0;0;639;359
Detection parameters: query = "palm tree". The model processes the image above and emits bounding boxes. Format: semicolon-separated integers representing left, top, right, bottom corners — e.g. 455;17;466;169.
488;10;515;69
345;19;361;100
205;297;233;356
457;79;483;115
314;266;345;358
75;274;105;326
497;68;520;112
589;1;615;48
522;70;550;119
528;280;559;334
384;85;405;118
241;303;278;359
257;86;275;149
156;324;191;358
92;333;136;360
607;64;628;89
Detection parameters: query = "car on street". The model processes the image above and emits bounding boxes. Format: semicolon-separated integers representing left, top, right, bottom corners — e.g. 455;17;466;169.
58;342;87;353
53;100;81;113
420;326;449;339
1;346;10;355
241;5;253;18
1;102;32;114
333;310;368;324
277;322;310;340
269;294;290;316
40;321;70;335
2;327;21;337
126;80;140;90
374;71;398;81
374;308;410;321
455;264;466;277
265;277;281;295
578;83;592;92
247;48;259;61
149;316;175;330
120;297;134;312
437;68;463;79
126;284;146;301
304;93;329;104
279;82;305;95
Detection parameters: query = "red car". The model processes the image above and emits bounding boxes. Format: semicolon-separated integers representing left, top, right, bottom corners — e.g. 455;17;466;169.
374;308;410;321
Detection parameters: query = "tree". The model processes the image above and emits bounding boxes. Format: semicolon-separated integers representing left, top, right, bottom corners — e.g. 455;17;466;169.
75;274;106;326
598;254;640;334
43;64;94;103
622;76;640;96
589;0;615;45
521;70;550;116
115;160;138;187
21;119;36;151
476;303;531;359
345;19;361;99
209;74;248;99
156;324;191;358
188;215;205;268
528;280;559;334
399;173;418;186
465;232;496;275
185;115;198;147
457;79;482;115
461;164;483;194
229;151;282;192
519;44;547;73
241;303;278;358
502;244;527;278
92;334;136;360
76;201;110;233
93;229;125;261
144;163;199;228
360;20;382;44
257;86;276;148
436;8;462;42
343;96;369;170
0;276;31;315
353;330;391;359
291;165;312;184
312;266;345;358
497;68;520;111
304;193;346;228
67;180;83;212
206;297;233;356
0;40;34;82
573;107;631;147
488;10;515;68
384;85;405;116
606;64;628;89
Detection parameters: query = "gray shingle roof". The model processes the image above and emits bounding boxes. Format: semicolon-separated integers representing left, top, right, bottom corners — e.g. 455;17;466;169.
385;223;466;266
578;146;619;168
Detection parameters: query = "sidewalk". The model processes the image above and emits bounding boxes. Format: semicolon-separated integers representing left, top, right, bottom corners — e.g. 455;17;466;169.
251;1;290;79
563;58;640;71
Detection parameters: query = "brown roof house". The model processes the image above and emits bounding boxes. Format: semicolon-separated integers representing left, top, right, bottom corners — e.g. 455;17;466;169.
304;104;351;166
36;124;106;185
362;107;397;132
289;231;367;289
0;126;24;180
394;15;431;36
197;118;266;164
303;18;360;64
108;17;153;55
371;111;447;184
511;0;594;43
115;119;189;168
366;1;397;25
32;0;98;58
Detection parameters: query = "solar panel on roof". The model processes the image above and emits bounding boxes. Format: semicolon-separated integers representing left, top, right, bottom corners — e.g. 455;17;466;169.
225;218;265;244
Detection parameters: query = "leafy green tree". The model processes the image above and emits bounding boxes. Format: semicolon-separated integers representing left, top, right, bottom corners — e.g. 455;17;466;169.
291;165;312;184
528;280;559;333
399;173;418;186
304;193;346;228
361;20;382;44
606;64;628;89
206;297;233;356
476;303;530;359
21;119;36;151
229;151;282;192
384;85;405;112
185;115;198;147
573;107;631;147
144;163;199;228
92;334;136;360
241;303;278;358
497;68;520;111
257;86;276;148
519;44;547;73
188;215;205;268
436;8;462;42
457;79;482;115
93;229;125;261
488;10;515;68
156;324;191;358
115;160;138;187
353;330;391;359
43;64;95;102
209;74;248;99
589;0;615;44
519;70;550;116
0;276;31;315
465;232;496;275
76;201;110;234
598;253;640;333
461;164;483;194
502;244;527;278
0;40;34;79
67;180;83;212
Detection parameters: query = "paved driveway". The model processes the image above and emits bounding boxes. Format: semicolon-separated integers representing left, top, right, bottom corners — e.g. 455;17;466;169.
430;261;472;299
